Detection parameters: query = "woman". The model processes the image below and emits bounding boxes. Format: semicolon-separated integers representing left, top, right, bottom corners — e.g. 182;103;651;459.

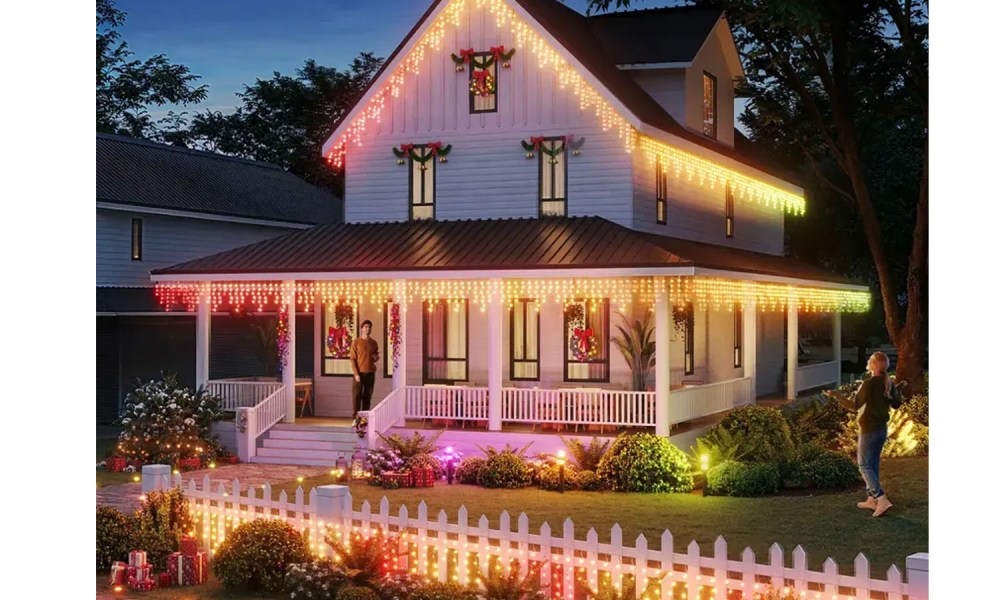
854;351;902;517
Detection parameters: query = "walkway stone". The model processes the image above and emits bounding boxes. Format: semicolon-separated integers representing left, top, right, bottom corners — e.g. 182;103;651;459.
96;462;333;513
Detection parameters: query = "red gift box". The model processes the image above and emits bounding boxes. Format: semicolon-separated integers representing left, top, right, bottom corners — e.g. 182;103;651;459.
382;472;411;488
157;572;173;588
179;536;199;556
126;576;156;591
128;550;148;567
167;551;208;585
106;457;127;472
218;455;240;464
177;457;201;470
411;467;435;488
109;561;128;585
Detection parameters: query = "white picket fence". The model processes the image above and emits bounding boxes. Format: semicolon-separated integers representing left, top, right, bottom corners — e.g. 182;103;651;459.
154;471;928;600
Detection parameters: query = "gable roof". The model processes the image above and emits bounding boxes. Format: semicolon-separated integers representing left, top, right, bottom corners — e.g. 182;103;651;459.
97;134;341;225
151;216;857;287
324;0;796;186
587;6;724;66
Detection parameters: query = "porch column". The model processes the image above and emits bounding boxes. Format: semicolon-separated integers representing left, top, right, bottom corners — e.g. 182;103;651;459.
743;301;757;400
786;299;799;400
282;280;297;423
654;287;671;436
195;284;211;389
832;311;842;386
392;280;408;392
487;278;503;431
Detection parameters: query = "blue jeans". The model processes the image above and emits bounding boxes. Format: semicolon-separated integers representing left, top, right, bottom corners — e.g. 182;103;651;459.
857;427;888;498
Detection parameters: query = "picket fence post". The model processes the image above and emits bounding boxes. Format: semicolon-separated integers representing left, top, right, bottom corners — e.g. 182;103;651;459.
316;484;350;547
141;464;171;494
905;553;929;600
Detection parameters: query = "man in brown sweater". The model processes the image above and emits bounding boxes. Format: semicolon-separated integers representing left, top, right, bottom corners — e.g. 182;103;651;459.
350;319;379;417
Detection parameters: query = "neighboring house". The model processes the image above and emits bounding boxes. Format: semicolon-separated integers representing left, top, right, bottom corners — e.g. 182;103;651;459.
150;1;869;463
97;133;341;423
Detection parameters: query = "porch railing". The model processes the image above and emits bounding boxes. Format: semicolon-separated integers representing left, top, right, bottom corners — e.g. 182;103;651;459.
669;377;753;426
403;385;489;423
361;387;406;449
207;379;283;411
235;385;288;462
795;360;840;393
502;388;656;428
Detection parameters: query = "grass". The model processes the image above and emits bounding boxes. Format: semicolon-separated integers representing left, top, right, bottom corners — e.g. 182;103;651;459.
95;572;284;600
270;457;927;575
97;438;137;488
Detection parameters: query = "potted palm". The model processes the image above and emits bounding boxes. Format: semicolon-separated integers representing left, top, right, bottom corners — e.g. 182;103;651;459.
610;312;655;391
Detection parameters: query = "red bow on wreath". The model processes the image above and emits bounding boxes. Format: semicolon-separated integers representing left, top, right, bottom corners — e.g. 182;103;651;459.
329;326;349;349
473;70;491;83
574;327;594;353
490;45;506;61
427;141;443;155
459;48;475;63
529;136;545;150
400;143;415;157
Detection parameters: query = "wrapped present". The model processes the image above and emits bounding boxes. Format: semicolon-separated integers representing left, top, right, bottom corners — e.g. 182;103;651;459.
131;565;153;582
167;550;209;585
126;576;156;591
381;472;410;489
179;535;199;556
109;561;128;585
106;457;127;472
128;550;148;567
157;572;173;588
177;457;201;471
412;466;435;488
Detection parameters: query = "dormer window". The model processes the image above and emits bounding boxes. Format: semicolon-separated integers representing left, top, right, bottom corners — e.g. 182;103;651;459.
538;138;567;217
409;145;435;220
725;182;734;238
655;155;668;225
469;52;497;114
703;72;717;139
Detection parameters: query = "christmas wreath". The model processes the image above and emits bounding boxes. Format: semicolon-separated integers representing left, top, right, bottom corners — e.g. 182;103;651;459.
327;303;355;358
566;303;600;362
470;69;496;96
354;416;369;439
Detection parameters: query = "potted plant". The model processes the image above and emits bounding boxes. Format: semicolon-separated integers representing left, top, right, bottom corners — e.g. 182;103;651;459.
610;312;655;392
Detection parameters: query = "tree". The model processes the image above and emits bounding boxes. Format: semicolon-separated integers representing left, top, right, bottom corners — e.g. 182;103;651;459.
182;54;384;193
588;0;928;393
97;0;208;139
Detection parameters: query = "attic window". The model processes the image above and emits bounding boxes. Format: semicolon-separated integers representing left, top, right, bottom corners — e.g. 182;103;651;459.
703;72;717;139
469;52;497;114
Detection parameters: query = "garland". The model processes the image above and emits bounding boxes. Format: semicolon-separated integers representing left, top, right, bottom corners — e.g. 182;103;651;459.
276;306;290;377
520;135;586;159
354;416;368;439
389;303;402;371
392;142;453;165
450;45;516;71
327;303;355;358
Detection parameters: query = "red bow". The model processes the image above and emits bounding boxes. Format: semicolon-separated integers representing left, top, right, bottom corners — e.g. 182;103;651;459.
490;45;505;61
529;135;545;150
473;70;491;82
328;326;349;349
574;328;594;353
459;48;475;62
427;141;442;155
400;143;414;157
564;134;574;145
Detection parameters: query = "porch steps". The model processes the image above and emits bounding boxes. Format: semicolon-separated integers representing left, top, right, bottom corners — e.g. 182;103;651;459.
250;423;364;466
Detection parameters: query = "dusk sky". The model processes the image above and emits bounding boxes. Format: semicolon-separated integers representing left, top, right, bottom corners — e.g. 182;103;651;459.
115;0;695;119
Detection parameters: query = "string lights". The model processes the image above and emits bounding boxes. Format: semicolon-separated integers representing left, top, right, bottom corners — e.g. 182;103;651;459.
155;277;869;314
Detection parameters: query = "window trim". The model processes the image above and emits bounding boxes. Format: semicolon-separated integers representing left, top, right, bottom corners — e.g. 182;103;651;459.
509;299;540;381
130;218;143;261
422;299;469;385
469;51;498;114
538;137;568;217
683;302;695;376
321;301;359;377
703;71;718;139
655;155;668;225
563;298;611;383
734;304;743;369
725;182;734;238
408;144;436;221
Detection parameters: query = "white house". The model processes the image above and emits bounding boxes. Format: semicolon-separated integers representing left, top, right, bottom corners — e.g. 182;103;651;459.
150;0;869;464
96;133;340;423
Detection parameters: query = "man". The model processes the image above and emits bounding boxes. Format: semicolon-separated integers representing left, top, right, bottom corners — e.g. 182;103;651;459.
350;319;379;419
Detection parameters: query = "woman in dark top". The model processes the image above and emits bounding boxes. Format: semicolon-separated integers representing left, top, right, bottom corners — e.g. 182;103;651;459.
854;351;902;516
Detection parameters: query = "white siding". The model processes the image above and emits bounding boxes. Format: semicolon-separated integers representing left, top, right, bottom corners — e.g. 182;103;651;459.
343;0;633;227
684;28;736;148
96;209;298;287
705;306;743;383
629;68;687;123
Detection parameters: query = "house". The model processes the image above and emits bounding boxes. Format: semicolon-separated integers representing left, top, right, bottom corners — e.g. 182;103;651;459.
149;0;869;463
97;133;341;423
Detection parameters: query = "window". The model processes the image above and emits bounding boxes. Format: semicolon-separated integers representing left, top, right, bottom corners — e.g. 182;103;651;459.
423;299;468;383
655;155;668;225
538;138;567;217
383;301;395;378
130;218;142;261
683;302;695;375
725;182;734;238
322;301;359;376
734;305;743;368
409;145;435;220
469;52;497;113
564;299;610;382
510;299;540;380
703;72;717;139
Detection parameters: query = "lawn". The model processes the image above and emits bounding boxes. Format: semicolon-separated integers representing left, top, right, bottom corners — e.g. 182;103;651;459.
270;456;927;575
97;437;137;487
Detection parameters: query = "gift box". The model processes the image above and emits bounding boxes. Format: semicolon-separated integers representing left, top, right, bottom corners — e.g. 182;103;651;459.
106;457;127;472
131;565;153;582
411;467;435;488
381;472;410;489
157;572;173;588
167;550;209;585
177;457;202;471
179;535;199;556
217;455;240;464
109;561;128;585
128;550;148;567
126;576;157;591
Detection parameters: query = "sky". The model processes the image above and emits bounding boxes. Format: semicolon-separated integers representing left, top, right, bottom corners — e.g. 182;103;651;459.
115;0;696;119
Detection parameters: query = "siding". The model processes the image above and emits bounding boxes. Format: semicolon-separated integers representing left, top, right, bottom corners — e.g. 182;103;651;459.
96;209;299;287
629;68;687;124
685;28;736;148
344;0;633;227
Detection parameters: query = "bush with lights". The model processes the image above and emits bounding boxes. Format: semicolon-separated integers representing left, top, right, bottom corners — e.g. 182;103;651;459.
596;432;694;493
133;487;194;570
477;444;534;489
96;505;136;571
455;456;487;485
213;519;311;593
324;527;400;590
408;581;480;600
113;374;224;466
286;559;348;599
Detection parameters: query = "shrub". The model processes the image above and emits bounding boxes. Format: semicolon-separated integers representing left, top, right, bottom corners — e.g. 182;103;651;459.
596;433;694;493
795;448;862;489
476;561;546;600
132;488;193;570
213;519;311;593
480;451;533;489
576;469;603;491
409;581;480;600
782;394;851;448
96;506;135;571
324;528;398;588
406;452;444;479
705;406;794;463
337;585;382;600
559;436;612;471
903;393;929;426
537;465;579;491
366;447;404;475
379;572;430;600
455;456;487;485
836;409;928;457
286;560;346;599
377;431;442;461
115;374;224;465
705;461;781;497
